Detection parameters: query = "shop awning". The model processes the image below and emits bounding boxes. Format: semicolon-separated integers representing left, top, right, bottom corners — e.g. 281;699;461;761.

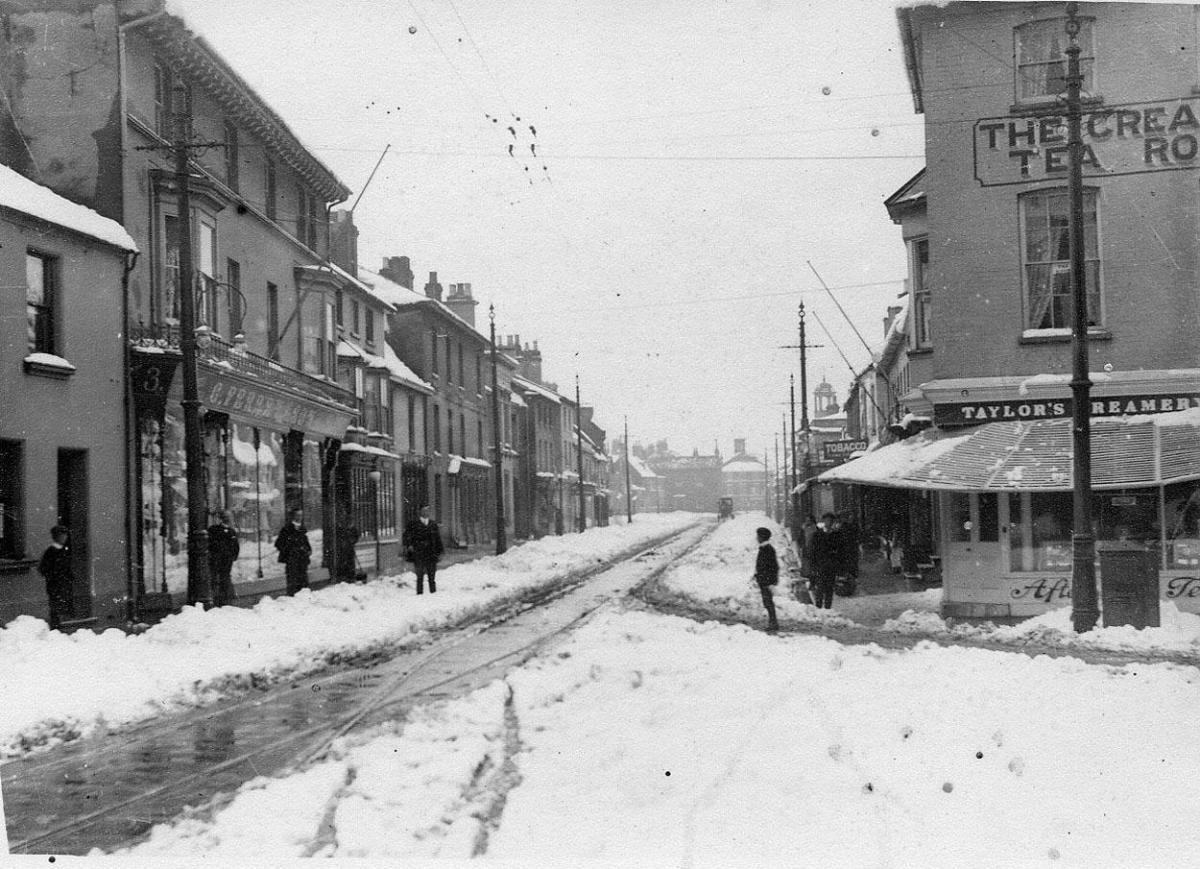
819;408;1200;491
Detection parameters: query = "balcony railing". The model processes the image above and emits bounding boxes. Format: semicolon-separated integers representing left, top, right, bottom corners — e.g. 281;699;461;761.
129;321;355;407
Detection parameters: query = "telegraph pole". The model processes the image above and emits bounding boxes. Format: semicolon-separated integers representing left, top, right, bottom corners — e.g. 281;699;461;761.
1065;3;1098;633
173;81;212;609
780;303;821;527
774;433;781;523
489;305;506;554
624;416;633;523
575;375;587;532
789;374;798;534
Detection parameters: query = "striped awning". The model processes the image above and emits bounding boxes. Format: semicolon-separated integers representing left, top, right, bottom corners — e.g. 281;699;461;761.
819;408;1200;491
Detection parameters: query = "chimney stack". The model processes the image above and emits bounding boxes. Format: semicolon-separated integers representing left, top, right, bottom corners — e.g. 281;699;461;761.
380;255;414;289
445;280;479;327
423;270;443;301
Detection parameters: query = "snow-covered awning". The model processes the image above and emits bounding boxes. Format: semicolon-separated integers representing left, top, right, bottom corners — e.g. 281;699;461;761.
339;442;400;460
819;408;1200;491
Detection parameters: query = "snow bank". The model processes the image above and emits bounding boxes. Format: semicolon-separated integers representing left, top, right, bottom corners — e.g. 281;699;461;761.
0;514;700;758
884;599;1200;656
119;610;1200;864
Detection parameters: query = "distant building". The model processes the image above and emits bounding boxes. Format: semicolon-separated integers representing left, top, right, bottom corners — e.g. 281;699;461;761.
721;440;767;514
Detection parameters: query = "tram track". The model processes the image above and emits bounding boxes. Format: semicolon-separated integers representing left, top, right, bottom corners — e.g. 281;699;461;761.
5;521;712;856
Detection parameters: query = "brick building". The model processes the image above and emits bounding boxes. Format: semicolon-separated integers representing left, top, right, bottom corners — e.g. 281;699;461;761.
825;2;1200;618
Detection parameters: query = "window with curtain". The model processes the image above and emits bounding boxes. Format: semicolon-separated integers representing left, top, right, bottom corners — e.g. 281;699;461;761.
1021;188;1101;330
1015;17;1094;103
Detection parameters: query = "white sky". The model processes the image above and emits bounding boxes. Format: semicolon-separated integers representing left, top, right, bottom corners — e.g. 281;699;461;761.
172;0;925;457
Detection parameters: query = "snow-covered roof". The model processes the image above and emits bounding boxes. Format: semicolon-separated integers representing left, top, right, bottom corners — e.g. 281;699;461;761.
339;442;400;460
0;164;137;251
513;376;562;404
722;459;764;475
337;339;433;393
628;456;657;478
357;266;484;339
509;391;527;408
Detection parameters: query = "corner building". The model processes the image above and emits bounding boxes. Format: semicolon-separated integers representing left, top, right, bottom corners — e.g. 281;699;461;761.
827;3;1200;618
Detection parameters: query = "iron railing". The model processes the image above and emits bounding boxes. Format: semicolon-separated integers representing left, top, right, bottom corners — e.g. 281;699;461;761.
129;321;355;407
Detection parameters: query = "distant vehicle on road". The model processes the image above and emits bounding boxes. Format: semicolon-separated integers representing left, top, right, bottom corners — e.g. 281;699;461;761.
717;497;734;521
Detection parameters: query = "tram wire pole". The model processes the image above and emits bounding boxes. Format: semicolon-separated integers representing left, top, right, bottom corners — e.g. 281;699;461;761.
1065;2;1099;633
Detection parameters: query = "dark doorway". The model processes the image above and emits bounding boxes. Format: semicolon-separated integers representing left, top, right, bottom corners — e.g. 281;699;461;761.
57;448;89;619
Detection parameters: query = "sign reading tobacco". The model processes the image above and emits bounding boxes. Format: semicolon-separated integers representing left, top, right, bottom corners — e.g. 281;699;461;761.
935;393;1200;427
973;96;1200;186
820;439;869;465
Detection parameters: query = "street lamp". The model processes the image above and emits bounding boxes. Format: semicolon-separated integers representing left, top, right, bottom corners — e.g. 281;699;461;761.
489;305;507;554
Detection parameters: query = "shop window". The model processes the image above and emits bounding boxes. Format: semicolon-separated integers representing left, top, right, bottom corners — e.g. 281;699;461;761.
947;493;972;543
0;440;24;559
1165;481;1200;569
1015;17;1094;104
26;250;58;354
302;437;326;569
1096;490;1158;543
978;493;999;542
1021;188;1101;330
1008;491;1073;572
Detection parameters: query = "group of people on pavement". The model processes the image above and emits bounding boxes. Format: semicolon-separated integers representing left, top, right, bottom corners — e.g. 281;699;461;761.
751;511;862;632
38;501;451;631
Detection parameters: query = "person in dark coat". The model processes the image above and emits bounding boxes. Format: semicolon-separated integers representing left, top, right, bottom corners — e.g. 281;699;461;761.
38;525;74;630
402;505;444;594
809;512;842;609
274;508;312;595
753;526;780;632
207;510;240;607
835;510;861;596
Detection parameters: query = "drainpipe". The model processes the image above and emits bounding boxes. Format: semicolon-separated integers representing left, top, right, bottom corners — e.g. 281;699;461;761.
121;249;140;625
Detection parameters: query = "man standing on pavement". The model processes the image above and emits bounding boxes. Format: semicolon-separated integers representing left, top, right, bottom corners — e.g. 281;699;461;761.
402;505;444;594
207;510;240;607
274;508;312;596
753;526;780;633
809;512;841;609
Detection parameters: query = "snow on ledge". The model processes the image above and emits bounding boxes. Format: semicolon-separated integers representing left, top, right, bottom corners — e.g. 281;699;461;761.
24;353;76;371
0;164;136;251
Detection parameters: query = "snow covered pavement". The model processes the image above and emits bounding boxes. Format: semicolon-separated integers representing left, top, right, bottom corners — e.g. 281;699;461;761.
0;513;700;758
659;513;1200;661
108;512;1200;865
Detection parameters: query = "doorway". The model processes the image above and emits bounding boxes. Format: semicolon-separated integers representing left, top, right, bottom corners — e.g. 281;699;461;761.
57;448;89;618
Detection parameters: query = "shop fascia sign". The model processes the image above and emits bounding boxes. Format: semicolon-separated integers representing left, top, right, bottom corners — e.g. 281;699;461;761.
820;439;869;464
196;368;354;438
935;393;1200;427
973;96;1200;186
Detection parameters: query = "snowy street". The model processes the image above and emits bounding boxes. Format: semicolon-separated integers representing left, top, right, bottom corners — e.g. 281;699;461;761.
76;513;1200;866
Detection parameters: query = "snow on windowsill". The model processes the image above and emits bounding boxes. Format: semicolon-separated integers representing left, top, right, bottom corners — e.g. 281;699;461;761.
23;353;76;379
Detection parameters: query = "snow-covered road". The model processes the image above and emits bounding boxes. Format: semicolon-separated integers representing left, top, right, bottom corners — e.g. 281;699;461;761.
109;514;1200;866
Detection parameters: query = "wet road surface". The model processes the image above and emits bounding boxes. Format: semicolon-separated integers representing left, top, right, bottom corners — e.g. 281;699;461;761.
3;522;710;856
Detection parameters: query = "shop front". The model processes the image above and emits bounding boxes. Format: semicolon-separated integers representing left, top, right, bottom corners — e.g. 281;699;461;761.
130;338;356;608
822;392;1200;619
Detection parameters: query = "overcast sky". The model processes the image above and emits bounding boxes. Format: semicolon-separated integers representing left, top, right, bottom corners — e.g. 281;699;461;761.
172;0;924;460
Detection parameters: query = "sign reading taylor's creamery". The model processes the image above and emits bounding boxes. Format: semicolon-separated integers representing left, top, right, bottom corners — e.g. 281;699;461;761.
935;393;1200;427
974;96;1200;187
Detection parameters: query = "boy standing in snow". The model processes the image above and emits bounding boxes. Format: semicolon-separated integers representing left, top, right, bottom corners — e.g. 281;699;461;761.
274;509;312;595
753;526;780;633
38;525;74;630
